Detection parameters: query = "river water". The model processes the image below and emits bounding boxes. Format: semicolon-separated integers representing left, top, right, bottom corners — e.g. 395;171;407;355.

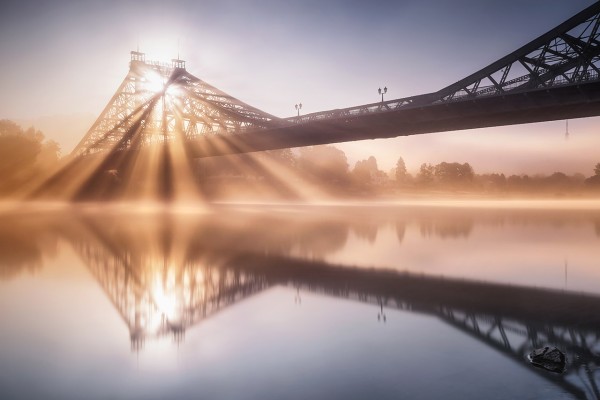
0;201;599;399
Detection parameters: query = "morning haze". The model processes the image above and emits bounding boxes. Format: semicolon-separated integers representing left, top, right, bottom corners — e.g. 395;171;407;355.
1;0;598;175
2;2;600;400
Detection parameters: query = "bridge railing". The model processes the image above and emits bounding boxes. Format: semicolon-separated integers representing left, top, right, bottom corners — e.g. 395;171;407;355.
283;68;600;126
284;94;433;125
446;69;600;102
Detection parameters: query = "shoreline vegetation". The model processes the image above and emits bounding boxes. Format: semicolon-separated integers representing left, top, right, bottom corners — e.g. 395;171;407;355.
1;119;599;201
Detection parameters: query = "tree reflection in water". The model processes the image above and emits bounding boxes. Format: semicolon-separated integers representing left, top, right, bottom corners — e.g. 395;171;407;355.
0;213;57;279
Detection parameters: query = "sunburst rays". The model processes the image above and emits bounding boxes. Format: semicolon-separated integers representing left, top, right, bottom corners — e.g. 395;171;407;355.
27;51;321;204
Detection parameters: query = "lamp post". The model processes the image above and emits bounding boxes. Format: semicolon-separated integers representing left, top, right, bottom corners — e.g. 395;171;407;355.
378;86;387;103
295;103;303;116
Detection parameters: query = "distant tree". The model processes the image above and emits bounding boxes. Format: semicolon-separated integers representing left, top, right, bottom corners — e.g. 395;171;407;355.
571;173;586;183
507;174;521;187
38;140;61;168
586;163;600;188
352;156;388;188
479;173;507;192
0;119;22;136
263;148;296;169
546;172;571;188
297;145;349;185
434;162;474;187
416;163;434;185
395;156;408;183
586;175;600;188
0;131;40;175
0;120;61;195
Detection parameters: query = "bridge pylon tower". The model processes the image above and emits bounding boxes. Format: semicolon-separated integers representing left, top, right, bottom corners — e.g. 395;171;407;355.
73;51;280;156
32;51;282;200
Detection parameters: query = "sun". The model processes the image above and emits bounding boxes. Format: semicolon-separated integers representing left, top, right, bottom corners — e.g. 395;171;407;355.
141;37;181;64
144;70;167;93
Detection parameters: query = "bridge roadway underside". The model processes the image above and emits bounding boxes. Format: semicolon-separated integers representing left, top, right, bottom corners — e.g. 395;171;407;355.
188;81;600;157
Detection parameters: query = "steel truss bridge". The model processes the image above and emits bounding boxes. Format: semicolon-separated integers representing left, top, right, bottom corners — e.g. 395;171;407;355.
36;210;600;400
71;2;600;159
30;2;600;200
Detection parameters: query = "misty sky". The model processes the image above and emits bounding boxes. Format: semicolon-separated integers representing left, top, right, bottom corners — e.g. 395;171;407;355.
1;0;599;175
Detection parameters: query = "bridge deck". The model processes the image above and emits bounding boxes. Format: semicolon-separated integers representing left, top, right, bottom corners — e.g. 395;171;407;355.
187;80;600;157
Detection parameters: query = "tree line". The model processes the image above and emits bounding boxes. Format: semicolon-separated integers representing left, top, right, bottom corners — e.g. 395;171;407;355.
0;120;60;196
399;159;600;195
196;144;600;198
0;119;598;199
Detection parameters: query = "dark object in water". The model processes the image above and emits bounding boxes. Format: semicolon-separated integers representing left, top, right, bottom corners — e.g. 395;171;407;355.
528;346;567;373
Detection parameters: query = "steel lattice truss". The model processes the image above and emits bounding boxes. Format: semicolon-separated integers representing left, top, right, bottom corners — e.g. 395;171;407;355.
438;4;600;101
72;51;281;157
288;2;600;124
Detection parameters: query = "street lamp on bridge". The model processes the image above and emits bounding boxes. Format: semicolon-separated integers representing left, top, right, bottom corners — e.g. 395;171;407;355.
295;102;302;116
378;86;387;103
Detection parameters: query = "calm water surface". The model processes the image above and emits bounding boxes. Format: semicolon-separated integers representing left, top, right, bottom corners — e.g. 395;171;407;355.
1;202;600;399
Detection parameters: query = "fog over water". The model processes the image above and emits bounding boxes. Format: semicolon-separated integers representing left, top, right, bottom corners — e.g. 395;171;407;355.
1;201;600;399
2;1;600;398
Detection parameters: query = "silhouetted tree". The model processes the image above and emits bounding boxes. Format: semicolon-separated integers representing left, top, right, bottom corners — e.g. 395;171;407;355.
395;156;408;183
417;163;434;185
297;145;349;185
352;156;387;186
0;131;40;174
571;173;586;184
0;120;61;195
480;173;507;192
263;149;296;169
546;172;572;189
434;162;474;187
585;163;600;188
37;139;61;168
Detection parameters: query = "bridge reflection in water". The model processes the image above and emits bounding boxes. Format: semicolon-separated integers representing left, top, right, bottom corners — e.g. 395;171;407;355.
1;205;600;399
